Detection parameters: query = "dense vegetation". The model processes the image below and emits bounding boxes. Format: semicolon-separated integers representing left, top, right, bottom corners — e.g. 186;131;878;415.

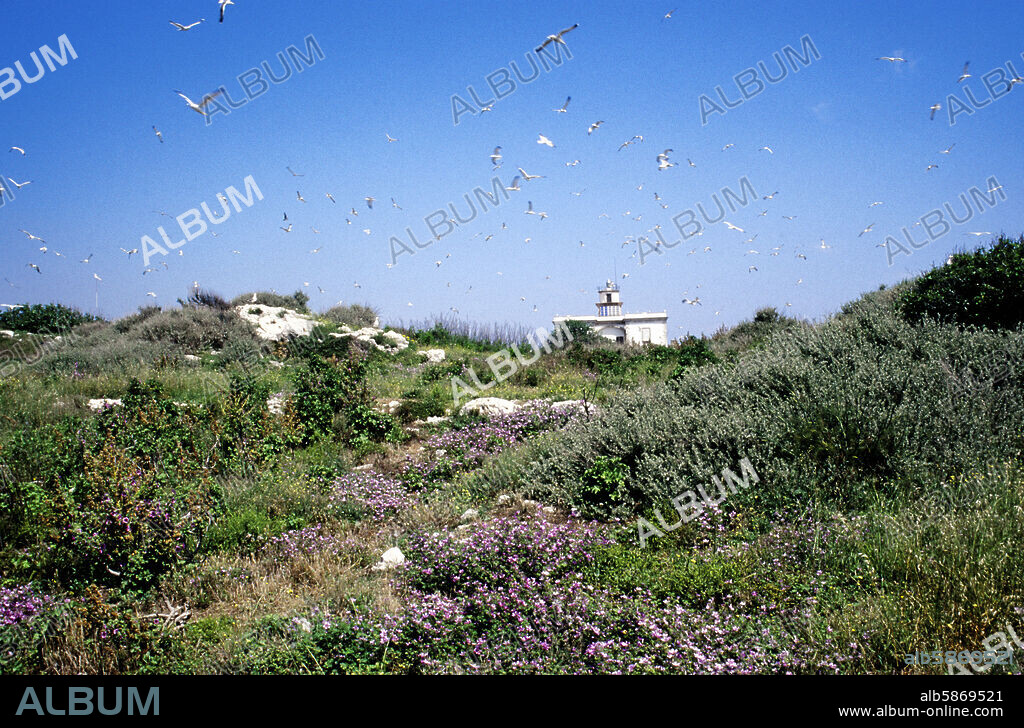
1;246;1022;674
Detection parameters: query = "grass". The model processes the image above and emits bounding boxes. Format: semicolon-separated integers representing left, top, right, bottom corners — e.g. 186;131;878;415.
1;268;1022;675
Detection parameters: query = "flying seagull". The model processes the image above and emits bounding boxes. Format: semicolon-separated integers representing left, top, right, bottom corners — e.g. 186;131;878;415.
326;193;336;203
7;178;32;189
173;89;223;116
929;103;941;120
957;61;971;83
490;146;502;167
219;0;234;23
537;134;555;148
858;223;875;237
27;263;41;274
9;146;26;155
587;120;604;135
536;24;578;53
876;56;907;63
554;97;571;113
152;126;163;143
18;229;45;242
287;166;304;177
93;273;102;282
365;197;375;209
939;144;956;154
518;167;544;181
385;133;398;143
723;221;744;232
169;19;205;31
297;191;306;202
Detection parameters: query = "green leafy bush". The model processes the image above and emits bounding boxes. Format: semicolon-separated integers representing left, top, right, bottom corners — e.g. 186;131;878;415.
898;234;1024;330
0;303;101;335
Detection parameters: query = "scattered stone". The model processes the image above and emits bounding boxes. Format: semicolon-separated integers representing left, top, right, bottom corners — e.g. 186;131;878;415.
496;494;512;505
88;398;122;412
183;354;201;362
418;348;446;363
460;508;479;521
523;499;540;507
267;360;284;369
459;397;517;418
0;330;14;338
352;464;374;471
371;546;406;571
266;393;286;415
425;416;450;424
541;506;556;515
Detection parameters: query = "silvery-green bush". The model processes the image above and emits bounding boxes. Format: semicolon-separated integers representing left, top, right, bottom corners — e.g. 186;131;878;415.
470;292;1024;519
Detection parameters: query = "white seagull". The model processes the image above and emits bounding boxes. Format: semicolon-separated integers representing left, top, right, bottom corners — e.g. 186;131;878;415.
554;97;571;113
537;134;555;148
169;19;205;31
9;146;26;155
218;0;234;24
536;24;578;53
173;89;223;116
588;120;604;135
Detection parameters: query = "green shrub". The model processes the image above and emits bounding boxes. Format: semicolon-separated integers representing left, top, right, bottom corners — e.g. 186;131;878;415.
185;288;231;311
0;303;101;335
128;307;258;353
470;294;1024;520
563;319;598;346
322;303;378;329
290;355;364;444
898;234;1024;330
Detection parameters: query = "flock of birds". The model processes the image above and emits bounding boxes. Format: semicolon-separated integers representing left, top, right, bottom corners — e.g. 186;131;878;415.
3;7;1015;329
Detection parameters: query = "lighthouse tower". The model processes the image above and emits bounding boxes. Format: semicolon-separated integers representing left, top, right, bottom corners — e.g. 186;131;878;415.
552;280;668;346
596;279;623;317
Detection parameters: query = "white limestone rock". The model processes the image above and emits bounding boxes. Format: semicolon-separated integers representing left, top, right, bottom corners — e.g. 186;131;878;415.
418;348;446;363
459;397;517;418
266;393;286;415
88;398;122;412
371;546;406;571
235;305;317;341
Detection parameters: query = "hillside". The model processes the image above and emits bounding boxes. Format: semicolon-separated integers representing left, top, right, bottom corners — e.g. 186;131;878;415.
1;236;1022;675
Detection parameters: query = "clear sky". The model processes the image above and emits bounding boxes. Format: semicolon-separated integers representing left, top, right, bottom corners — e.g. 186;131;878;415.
2;0;1022;338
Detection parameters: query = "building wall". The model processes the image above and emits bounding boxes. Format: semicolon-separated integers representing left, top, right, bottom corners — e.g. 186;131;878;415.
553;314;668;347
624;321;668;346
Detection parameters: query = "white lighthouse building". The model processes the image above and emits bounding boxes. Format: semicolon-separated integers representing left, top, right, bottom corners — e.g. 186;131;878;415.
553;280;668;346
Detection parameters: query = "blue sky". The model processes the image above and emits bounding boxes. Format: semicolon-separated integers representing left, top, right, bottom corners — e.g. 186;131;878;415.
1;0;1022;337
